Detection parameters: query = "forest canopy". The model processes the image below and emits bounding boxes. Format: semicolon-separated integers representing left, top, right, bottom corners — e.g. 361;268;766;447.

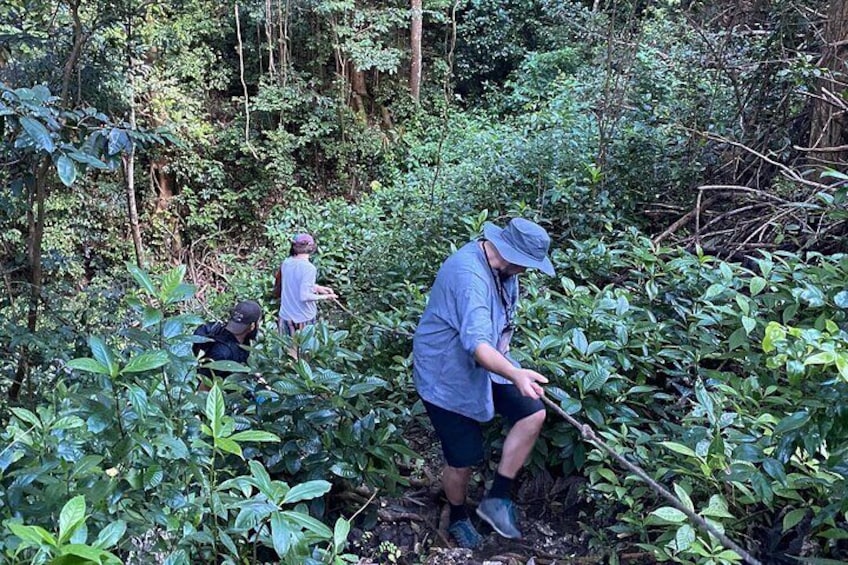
1;0;846;563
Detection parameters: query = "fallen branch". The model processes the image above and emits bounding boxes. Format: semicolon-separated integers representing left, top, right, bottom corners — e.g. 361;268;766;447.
541;395;762;565
652;197;717;245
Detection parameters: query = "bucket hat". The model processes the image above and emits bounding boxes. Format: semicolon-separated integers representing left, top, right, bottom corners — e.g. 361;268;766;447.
483;218;555;276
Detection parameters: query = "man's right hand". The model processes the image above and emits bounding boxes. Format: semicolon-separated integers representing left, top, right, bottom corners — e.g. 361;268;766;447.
510;368;547;399
474;343;548;399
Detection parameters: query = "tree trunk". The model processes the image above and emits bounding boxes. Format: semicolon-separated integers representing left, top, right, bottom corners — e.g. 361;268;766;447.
125;122;145;268
60;0;85;106
410;0;423;103
351;67;368;115
125;15;145;268
12;0;86;401
9;158;50;401
808;0;848;163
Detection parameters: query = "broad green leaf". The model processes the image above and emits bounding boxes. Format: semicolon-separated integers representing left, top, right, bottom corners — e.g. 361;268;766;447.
107;128;129;155
20;116;55;153
835;353;848;382
66;357;110;375
281;510;333;538
10;407;41;428
675;524;695;552
141;307;163;328
583;365;610;392
835;291;848;309
202;360;250;373
805;351;836;365
749;276;767;296
571;328;588;355
58;544;108;561
741;316;756;335
728;327;748;350
206;385;225;436
165;282;196;304
597;468;618;485
334;518;350;553
650;506;687;523
704;283;725;299
735;294;750;315
128;264;157;295
659;442;697;458
121;351;169;374
67;150;108;169
88;336;118;378
56;155;77;186
774;411;810;435
229;430;280;443
782;508;807;532
673;484;694;512
159;265;186;303
695;383;716;425
8;523;57;547
93;520;126;550
818;529;848;540
282;480;332;504
125;385;149;418
762;322;786;353
701;495;734;519
234;501;276;531
215;437;243;458
163;550;189;565
248;460;278;499
270;512;292;557
58;495;86;545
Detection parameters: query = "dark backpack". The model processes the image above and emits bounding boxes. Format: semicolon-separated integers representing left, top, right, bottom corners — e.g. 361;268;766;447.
272;267;282;301
192;321;225;357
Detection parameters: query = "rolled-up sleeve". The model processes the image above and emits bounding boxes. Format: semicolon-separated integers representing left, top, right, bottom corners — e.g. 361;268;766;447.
456;278;494;356
299;266;323;301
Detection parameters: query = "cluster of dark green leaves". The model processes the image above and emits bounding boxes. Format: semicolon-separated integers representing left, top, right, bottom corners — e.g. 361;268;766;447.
0;265;363;564
512;231;847;561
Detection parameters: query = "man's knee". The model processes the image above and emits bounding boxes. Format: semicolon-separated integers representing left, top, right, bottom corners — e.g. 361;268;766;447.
517;408;546;433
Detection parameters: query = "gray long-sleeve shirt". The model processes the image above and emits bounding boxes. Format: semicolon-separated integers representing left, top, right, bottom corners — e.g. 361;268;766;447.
278;257;324;323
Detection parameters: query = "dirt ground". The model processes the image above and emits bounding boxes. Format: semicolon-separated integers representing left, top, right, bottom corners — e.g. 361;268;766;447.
345;420;652;565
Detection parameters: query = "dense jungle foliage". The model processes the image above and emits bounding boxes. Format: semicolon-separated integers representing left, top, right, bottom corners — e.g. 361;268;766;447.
1;0;847;563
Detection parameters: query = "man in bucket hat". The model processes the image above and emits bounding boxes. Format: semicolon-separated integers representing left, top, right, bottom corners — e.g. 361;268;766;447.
413;217;555;549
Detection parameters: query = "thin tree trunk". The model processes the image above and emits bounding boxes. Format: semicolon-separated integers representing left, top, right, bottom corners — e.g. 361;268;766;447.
809;0;848;162
277;0;290;87
265;0;276;79
10;158;50;401
60;0;85;105
235;2;258;157
12;0;86;401
125;14;145;268
410;0;423;102
125;99;145;267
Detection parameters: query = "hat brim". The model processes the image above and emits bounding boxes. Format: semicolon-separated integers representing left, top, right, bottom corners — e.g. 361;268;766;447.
483;222;555;276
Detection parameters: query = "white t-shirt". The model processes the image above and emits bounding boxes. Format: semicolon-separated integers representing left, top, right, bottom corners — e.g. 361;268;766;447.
278;257;324;323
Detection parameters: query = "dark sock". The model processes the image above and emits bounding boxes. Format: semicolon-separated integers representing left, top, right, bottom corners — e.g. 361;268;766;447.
487;472;513;500
449;502;468;523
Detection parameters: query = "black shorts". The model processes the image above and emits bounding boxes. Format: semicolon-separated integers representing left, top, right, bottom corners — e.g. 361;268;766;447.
422;382;544;468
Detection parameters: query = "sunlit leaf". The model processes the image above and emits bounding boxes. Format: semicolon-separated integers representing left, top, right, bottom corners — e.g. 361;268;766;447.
58;495;86;545
56;154;77;186
19;116;54;153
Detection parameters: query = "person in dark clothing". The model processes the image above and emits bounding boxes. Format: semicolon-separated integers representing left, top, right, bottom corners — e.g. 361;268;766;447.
197;300;262;383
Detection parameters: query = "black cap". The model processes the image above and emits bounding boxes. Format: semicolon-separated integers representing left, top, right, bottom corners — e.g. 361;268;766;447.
225;300;261;334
